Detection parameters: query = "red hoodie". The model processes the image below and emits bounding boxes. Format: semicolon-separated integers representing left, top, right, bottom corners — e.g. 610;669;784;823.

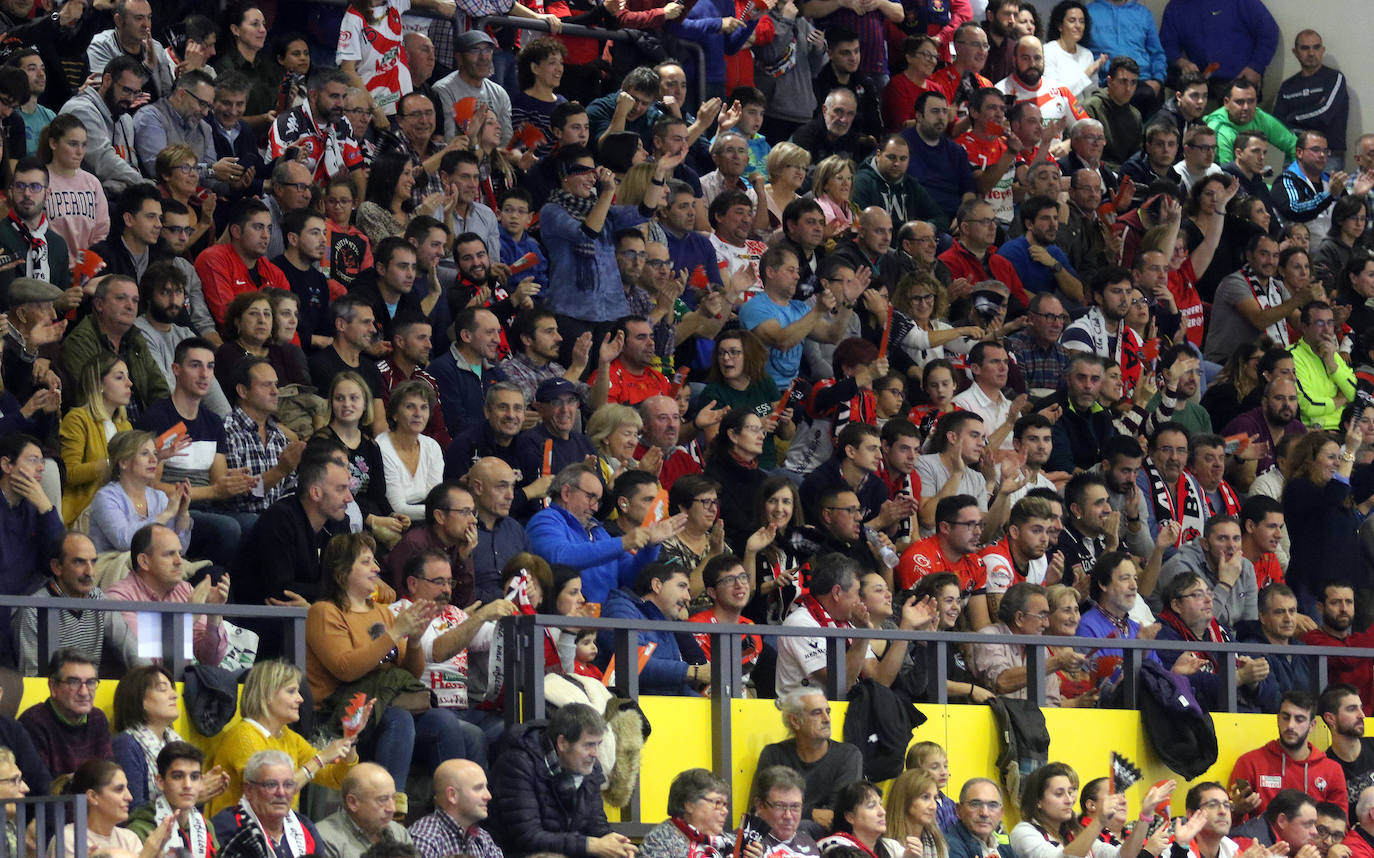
1229;740;1348;823
1300;627;1374;715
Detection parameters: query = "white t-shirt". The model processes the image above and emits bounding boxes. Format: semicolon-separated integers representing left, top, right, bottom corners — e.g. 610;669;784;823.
389;598;495;708
337;0;414;115
775;604;872;697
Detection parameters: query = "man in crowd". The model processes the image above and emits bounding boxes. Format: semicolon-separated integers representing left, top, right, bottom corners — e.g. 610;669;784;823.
851;135;948;232
756;689;863;830
1273;132;1367;246
1206;234;1318;363
59;274;169;418
1275;30;1348;171
512;379;597;498
58;55;146;193
196;200;289;325
1159;515;1258;627
0;160;71;302
903;92;979;223
997;195;1083;303
897;495;989;627
1290;301;1358;429
1084;58;1143;168
1232;692;1348;820
317;763;413;858
429;307;501;436
749;766;819;857
970;582;1071;706
446;383;528;481
1005;293;1072;397
384;481;480;605
740;246;849;389
1302;585;1374;714
377;315;448;447
1205;79;1296;167
213;750;327;858
599;563;708;696
221;358;303;519
18;648;113;776
948;779;1015;858
466;457;530;602
1236;583;1313;695
1046;353;1114;473
1223;379;1306;485
410;759;504;858
0;434;64;600
590;315;669;406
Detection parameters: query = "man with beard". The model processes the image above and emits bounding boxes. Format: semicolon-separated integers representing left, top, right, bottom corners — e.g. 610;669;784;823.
852;136;949;234
1321;685;1374;824
1083;58;1143;169
268;66;363;185
589;315;670;406
599;562;706;695
157;201;220;344
636;394;703;490
448;230;528;329
350;238;429;343
1046;353;1115;473
980;497;1055;621
1062;266;1141;392
435;31;513;142
1235;583;1314;697
1303;585;1374;714
0;159;72;304
428;307;501;437
1160;514;1257;626
1077;549;1165;655
274;208;333;350
465;457;531;601
497;308;608;411
512;379;600;508
13;539;139;678
1005;293;1072;397
134;262;232;417
690;553;764;684
1207;237;1320;364
1057;472;1119;585
412;759;503;858
222;358;305;517
1092;435;1157;558
997;195;1084;301
1232;692;1347;819
58;54;146;194
997;37;1087;124
897;494;990;626
377;315;448;447
195;200;289;326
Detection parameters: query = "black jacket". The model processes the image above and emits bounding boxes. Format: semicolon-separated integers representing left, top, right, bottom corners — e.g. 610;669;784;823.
490;723;612;858
1045;387;1116;473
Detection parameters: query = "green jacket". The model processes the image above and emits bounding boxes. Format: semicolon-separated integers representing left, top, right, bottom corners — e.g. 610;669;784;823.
1203;106;1297;164
127;801;220;848
1146;392;1213;436
59;313;171;414
1290;337;1356;429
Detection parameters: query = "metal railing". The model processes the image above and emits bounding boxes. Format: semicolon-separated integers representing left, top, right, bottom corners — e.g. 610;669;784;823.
0;795;86;858
0;596;309;678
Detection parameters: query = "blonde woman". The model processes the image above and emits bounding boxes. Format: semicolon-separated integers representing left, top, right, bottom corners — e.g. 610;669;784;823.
885;769;948;858
154;143;214;251
87;429;191;553
617;162;667;244
764;142;811;230
59;354;135;525
587;403;659;485
810;155;859;240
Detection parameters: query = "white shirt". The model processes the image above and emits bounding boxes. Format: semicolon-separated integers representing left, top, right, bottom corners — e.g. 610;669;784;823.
1042;40;1097;97
953;383;1013;449
997;74;1084;123
377;431;444;521
774;603;872;697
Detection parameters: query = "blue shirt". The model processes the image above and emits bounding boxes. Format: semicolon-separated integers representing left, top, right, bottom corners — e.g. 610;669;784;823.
1159;0;1279;79
739;292;812;388
498;228;549;293
901;130;978;220
1083;0;1167;82
538;202;648;323
996;236;1076;295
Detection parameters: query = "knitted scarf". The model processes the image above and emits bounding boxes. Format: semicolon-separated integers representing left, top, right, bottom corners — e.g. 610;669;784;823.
154;796;212;858
547;187;598;222
124;724;180;801
1158;608;1226;671
671;817;728;858
1142;459;1208;546
8;210;49;283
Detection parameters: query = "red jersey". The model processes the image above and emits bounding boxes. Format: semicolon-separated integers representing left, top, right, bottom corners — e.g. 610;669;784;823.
956;131;1013;224
592;359;671;405
634;441;704;490
268;101;365;184
689;608;762;668
938;240;1031;309
1167;258;1205;348
1252;552;1283;589
336;0;412;115
928;66;990;110
896;534;987;596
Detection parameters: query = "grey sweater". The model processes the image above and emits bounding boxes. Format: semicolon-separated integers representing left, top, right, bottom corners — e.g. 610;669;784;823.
58;88;143;195
1156;539;1258;627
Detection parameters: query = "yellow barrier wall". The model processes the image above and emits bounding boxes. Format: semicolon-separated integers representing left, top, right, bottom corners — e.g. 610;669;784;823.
16;678;1310;826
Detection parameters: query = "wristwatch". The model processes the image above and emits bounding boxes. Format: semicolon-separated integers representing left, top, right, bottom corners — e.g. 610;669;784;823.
1050;262;1064;273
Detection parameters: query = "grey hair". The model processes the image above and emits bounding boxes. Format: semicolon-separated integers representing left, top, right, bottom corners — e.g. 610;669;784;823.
777;687;826;731
622;67;660;96
244;749;295;782
996;581;1048;626
959;777;1003;802
751;765;807;808
710;130;750;155
1069;118;1104;140
550;461;599;499
666;768;729;817
94;274;136;300
485;381;526;408
824;88;857;109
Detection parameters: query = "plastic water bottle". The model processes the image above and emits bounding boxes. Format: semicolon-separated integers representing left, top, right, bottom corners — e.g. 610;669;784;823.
864;526;899;569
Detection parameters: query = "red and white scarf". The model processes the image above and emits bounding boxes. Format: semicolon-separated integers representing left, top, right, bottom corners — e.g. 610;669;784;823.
672;817;729;858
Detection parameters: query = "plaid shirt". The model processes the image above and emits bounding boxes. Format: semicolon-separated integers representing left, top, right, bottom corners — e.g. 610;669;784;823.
221;406;294;512
408;811;504;858
1004;330;1073;393
496;351;587;405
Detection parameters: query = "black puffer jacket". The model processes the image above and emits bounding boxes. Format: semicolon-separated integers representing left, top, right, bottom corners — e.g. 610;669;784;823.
490;723;613;858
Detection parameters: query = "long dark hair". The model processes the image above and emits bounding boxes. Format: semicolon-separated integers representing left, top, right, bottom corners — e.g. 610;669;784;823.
365;152;412;210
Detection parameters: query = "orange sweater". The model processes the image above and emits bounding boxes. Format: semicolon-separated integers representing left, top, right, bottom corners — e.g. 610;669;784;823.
304;600;424;703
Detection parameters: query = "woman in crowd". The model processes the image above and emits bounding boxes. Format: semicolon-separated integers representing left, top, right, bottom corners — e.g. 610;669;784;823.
511;38;568;157
764;143;811;230
1199;342;1261;434
883;769;947;858
473;109;518;211
882;35;939;132
698;329;792;469
889;273;979;379
1340;399;1374;452
1045;583;1096;705
208;659;358;817
659;474;726;599
111;665;226;808
275;32;311;114
1283;427;1364;612
322;174;375;294
904;742;957;832
377;381;444;522
305;532;483;816
337;0;419;122
213;3;283;130
740;475;805;624
912;571;993;704
59;354;133;526
820;780;896;858
355;152;420;246
155;144;213;254
906;358;962;437
1043;1;1104;97
1012;764;1169;858
1336;253;1374;335
317;371;405;543
87;429;191;553
55;760;144;854
40;115;109;259
588;403;651;486
1314;196;1367;287
703;408;771;548
640;769;736;858
811;156;859;240
214;290;311;396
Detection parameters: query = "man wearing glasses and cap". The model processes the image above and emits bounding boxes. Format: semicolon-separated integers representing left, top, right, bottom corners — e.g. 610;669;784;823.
435;30;513;141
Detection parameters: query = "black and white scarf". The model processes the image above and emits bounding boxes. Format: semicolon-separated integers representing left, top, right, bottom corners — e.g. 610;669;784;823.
224;797;310;858
1074;306;1142;393
1143;459;1208;546
547;187;598;222
154;796;212;858
9;210;49;283
1243;265;1292;347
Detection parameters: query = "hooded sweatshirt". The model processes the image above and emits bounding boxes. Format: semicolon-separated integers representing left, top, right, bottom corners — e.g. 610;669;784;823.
1229;740;1348;822
851;153;951;234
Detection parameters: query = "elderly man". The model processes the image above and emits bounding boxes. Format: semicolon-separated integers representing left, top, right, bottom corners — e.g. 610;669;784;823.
1005;293;1072;397
635;395;702;490
756;690;863;831
1236;584;1314;698
58;273;169;418
1159;515;1258;627
317;763;412;858
512;378;597;499
970;582;1075;706
1056;169;1117;281
18;648;113;776
14;534;141;677
1056;119;1119;203
213;750;327;858
790;89;864;166
748;766;819;857
105;523;230;667
490;703;632;858
410;759;503;858
947;779;1015;858
526;462;683;605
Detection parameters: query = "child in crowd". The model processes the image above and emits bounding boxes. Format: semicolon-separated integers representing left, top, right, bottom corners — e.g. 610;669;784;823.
573;628;603;680
498;187;550;294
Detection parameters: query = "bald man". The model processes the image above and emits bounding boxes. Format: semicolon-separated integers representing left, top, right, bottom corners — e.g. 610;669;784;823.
634;395;703;490
409;759;502;858
466;457;531;603
831;207;907;290
317;763;412;858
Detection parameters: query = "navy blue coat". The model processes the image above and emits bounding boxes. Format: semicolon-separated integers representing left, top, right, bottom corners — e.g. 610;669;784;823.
490;724;612;858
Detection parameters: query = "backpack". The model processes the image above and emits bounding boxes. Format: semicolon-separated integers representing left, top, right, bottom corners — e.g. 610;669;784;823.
987;697;1051;811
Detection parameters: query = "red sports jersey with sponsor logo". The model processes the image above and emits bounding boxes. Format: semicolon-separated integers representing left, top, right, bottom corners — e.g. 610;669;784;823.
337;0;413;115
896;534;986;596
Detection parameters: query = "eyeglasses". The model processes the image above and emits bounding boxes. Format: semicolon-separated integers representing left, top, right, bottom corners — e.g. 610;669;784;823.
440;507;478;518
417;576;455;587
55;677;99;691
1200;799;1234;812
697;797;730;810
913;51;940;61
186;90;213;111
570;484;603;504
1179;589;1213;601
764;800;804;814
0;774;23;788
1317;827;1346;843
343;107;372;116
279;181;311;194
715;572;750;587
247;780;297;793
911;294;936;303
1033;312;1071;323
646;258;672;268
1019;610;1051;621
951;520;984;530
964;800;1003;812
717;348;744;358
962;217;997;226
163;225;195;237
825;505;862;515
10;181;46;195
172;163;198;175
955;39;989;49
693;498;720;508
1304;146;1333;156
1130;298;1149;307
